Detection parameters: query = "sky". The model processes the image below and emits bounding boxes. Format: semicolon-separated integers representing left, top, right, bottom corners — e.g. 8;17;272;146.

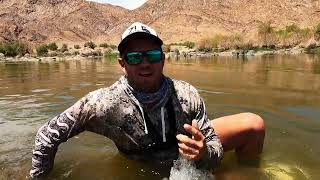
88;0;148;10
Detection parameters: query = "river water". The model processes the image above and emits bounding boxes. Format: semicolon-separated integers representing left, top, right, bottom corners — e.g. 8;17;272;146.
0;55;319;180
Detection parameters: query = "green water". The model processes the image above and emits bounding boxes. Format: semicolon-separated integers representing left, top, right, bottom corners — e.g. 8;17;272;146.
0;55;319;180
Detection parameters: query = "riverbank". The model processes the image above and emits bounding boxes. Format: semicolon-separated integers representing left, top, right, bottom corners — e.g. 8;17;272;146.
165;46;312;59
0;45;319;62
0;46;118;62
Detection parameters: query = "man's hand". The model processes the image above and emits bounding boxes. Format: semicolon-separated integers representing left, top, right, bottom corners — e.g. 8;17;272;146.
176;120;207;161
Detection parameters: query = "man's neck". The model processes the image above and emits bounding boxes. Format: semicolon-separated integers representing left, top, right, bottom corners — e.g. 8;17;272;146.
129;76;164;93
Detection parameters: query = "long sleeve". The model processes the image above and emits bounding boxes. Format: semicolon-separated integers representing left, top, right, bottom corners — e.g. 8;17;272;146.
195;98;224;169
30;94;96;178
171;78;223;168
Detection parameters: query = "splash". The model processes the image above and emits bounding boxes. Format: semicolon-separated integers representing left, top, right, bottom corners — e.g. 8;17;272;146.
169;157;213;180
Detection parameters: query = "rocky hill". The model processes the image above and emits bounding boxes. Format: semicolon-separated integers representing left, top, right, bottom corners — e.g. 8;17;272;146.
0;0;128;44
1;0;320;45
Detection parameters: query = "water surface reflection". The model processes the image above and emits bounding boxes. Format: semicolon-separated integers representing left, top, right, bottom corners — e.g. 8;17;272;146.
0;55;319;179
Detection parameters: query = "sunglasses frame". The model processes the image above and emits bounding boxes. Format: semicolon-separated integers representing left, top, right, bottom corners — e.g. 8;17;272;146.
124;48;163;65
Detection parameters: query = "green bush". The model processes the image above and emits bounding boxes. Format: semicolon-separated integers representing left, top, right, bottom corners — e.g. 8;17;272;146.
169;41;196;49
73;51;80;55
47;42;58;51
197;38;213;52
0;41;29;57
183;41;195;49
258;21;274;34
104;49;117;57
285;24;300;33
36;44;48;56
99;43;109;48
109;44;117;50
162;44;171;52
257;21;278;47
84;41;96;49
60;44;68;52
74;44;80;49
315;23;320;40
275;24;313;48
305;46;320;54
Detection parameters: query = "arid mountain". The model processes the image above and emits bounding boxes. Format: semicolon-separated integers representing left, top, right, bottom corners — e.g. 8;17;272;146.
0;0;128;44
132;0;320;42
1;0;320;45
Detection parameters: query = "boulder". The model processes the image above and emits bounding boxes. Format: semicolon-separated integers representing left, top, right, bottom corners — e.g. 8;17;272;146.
0;53;4;60
305;38;317;49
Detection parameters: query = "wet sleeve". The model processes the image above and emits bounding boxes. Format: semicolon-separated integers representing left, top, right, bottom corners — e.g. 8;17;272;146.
194;98;223;169
29;93;98;179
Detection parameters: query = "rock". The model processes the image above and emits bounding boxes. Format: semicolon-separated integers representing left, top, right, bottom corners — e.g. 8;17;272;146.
290;46;303;55
0;53;4;60
247;50;255;56
219;51;233;56
47;51;58;57
63;51;71;56
165;52;178;59
80;48;102;57
305;38;317;49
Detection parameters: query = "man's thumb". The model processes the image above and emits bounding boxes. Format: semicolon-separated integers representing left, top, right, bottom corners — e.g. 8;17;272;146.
192;119;199;129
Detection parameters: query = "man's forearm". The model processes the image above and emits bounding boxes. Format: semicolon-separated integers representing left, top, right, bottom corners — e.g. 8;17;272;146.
30;123;59;178
30;111;82;178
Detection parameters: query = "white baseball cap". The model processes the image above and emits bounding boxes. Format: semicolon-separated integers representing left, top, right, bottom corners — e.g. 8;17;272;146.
118;22;163;53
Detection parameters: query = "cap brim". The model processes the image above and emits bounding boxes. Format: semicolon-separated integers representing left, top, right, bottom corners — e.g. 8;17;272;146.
118;32;163;53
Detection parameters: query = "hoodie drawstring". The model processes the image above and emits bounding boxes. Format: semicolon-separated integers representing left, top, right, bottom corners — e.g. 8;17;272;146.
161;107;166;142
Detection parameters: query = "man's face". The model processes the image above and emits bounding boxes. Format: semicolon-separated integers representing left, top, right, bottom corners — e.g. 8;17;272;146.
118;38;165;93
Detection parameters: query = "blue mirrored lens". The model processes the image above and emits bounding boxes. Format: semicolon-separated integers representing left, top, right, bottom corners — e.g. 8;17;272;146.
125;49;162;65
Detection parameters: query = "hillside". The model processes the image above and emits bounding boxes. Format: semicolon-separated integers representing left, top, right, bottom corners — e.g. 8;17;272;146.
0;0;320;45
0;0;128;44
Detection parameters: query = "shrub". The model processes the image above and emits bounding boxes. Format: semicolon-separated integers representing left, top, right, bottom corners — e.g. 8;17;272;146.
104;49;117;57
305;46;320;54
276;24;313;48
285;24;300;33
36;44;48;56
60;44;68;52
109;44;117;50
74;44;80;49
73;51;80;55
84;41;96;49
174;48;180;55
197;38;214;52
162;44;171;52
183;41;195;49
257;21;278;47
315;23;320;40
258;21;274;34
47;42;58;51
0;41;29;57
169;41;196;49
99;43;109;48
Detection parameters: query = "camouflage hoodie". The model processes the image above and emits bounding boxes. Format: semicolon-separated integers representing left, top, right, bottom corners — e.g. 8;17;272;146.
30;76;223;178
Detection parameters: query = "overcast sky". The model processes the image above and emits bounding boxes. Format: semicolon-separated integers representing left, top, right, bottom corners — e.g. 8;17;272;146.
88;0;147;10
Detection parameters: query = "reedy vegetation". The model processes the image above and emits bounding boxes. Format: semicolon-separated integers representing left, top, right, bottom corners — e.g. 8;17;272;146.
1;23;320;58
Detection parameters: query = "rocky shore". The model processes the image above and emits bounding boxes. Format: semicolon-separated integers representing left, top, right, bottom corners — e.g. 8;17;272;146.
165;46;308;59
0;46;318;62
0;47;118;62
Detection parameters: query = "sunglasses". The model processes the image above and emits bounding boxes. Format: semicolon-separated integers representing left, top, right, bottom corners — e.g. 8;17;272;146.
124;49;163;65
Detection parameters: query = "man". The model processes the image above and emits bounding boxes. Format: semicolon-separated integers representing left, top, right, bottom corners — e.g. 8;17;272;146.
30;22;265;178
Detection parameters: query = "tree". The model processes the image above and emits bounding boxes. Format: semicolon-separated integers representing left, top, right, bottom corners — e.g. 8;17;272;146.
47;43;58;51
84;41;96;49
0;41;29;57
36;44;48;56
60;44;68;52
315;23;320;40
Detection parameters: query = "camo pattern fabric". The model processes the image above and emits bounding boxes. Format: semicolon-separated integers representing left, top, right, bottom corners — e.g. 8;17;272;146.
30;76;223;178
